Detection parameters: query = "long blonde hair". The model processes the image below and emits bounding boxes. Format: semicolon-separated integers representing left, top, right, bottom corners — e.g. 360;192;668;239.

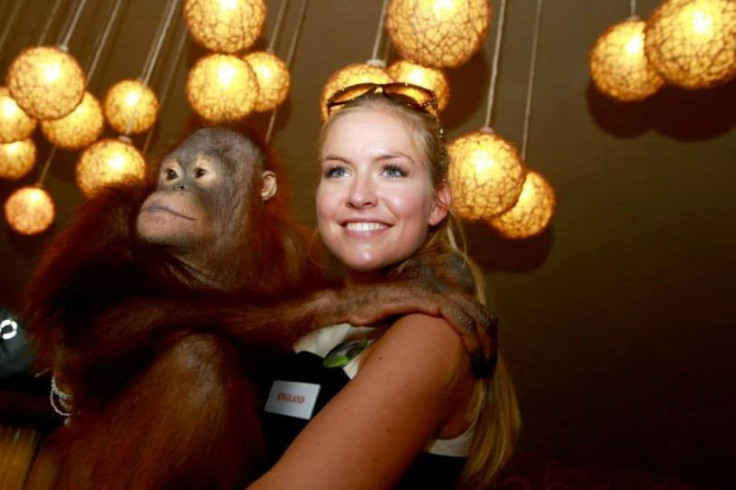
322;94;522;487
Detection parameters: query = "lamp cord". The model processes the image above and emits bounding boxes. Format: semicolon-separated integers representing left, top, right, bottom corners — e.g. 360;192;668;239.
85;0;126;86
266;0;310;143
630;0;637;16
268;0;290;53
58;0;89;48
371;0;390;61
521;0;544;161
36;147;57;186
0;1;23;55
483;0;508;128
38;0;65;45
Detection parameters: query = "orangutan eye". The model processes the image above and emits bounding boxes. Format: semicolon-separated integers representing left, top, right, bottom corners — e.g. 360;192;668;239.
164;168;178;180
195;168;207;178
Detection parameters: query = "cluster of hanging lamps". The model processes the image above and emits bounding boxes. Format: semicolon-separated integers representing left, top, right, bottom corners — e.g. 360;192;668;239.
0;87;37;143
244;50;291;112
3;186;55;235
386;0;491;68
488;170;555;238
41;91;104;150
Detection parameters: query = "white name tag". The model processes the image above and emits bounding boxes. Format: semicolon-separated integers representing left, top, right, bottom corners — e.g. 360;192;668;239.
264;380;321;420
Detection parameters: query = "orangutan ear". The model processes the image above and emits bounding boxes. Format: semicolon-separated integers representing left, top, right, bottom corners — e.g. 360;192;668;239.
429;181;451;226
261;171;277;202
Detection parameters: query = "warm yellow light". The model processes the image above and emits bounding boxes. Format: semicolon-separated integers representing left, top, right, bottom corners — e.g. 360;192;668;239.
6;46;85;120
386;0;491;68
0;87;36;143
448;128;526;220
645;0;736;89
184;0;267;53
244;51;291;112
76;137;146;197
320;61;393;121
186;54;259;122
0;139;36;180
41;91;104;150
387;60;450;111
103;79;159;134
4;186;55;235
488;170;556;239
590;19;665;102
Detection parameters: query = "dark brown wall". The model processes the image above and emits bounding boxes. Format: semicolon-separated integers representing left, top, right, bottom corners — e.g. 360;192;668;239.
1;1;734;487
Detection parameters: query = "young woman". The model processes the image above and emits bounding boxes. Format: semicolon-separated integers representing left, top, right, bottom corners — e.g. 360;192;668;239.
251;84;521;489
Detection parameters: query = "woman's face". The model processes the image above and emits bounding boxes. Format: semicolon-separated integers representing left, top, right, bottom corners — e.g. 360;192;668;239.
316;108;449;280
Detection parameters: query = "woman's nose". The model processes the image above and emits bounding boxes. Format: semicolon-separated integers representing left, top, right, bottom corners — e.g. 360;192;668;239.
347;174;376;208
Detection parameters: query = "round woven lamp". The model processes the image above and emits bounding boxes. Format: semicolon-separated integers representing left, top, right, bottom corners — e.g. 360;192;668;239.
4;186;55;235
76;137;146;197
103;80;159;134
590;18;665;101
448;128;526;221
0;139;36;180
244;51;290;112
0;87;37;143
386;0;491;68
184;0;266;53
645;0;736;89
41;91;104;150
6;46;85;120
387;60;450;111
320;61;393;120
186;54;259;122
488;170;555;238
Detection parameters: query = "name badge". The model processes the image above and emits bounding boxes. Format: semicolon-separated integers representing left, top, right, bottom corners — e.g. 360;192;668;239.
264;380;321;420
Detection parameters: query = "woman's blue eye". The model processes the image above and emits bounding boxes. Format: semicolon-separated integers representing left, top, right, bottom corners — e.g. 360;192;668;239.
383;165;406;178
325;166;347;178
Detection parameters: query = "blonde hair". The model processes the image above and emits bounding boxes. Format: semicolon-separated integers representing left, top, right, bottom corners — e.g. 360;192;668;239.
322;94;522;487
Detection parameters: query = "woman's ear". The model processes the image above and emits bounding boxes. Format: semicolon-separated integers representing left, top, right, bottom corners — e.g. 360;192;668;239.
261;170;278;201
428;181;451;226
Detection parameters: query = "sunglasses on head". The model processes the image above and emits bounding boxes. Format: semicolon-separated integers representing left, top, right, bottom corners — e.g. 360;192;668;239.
326;82;440;117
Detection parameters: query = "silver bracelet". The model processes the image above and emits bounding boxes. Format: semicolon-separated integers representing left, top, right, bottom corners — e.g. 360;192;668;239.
49;376;74;418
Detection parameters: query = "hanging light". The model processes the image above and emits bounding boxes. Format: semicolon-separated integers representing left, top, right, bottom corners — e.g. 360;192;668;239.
186;53;259;122
590;18;665;101
0;139;36;180
448;128;525;220
184;0;267;53
320;61;393;120
76;137;146;197
103;79;159;134
386;0;491;68
387;60;450;111
244;51;291;112
0;87;37;143
645;0;736;89
4;186;55;235
488;170;555;238
40;91;104;150
6;46;85;120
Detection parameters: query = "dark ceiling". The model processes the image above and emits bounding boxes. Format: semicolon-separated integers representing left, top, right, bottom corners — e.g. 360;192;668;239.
1;1;735;487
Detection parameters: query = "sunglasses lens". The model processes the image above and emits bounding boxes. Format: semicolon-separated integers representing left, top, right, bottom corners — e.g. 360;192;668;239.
327;84;374;112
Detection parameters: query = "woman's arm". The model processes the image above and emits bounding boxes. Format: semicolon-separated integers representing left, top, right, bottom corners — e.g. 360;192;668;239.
249;313;475;490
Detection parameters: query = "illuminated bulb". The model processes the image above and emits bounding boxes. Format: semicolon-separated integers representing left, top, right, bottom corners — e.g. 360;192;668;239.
4;186;55;235
488;170;556;238
320;61;393;120
590;18;665;101
184;0;267;53
76;137;146;197
387;60;450;111
645;0;736;88
6;46;85;120
0;139;36;180
186;54;259;122
244;51;290;112
103;79;159;134
41;92;104;150
0;87;36;143
386;0;491;68
448;128;526;220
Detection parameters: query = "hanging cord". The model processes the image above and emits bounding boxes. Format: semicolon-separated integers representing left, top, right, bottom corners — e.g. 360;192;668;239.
125;0;181;135
265;0;310;143
85;0;126;87
630;0;637;17
483;0;508;129
143;26;188;155
520;0;544;161
35;147;57;186
370;0;390;61
38;0;66;45
0;1;24;55
268;0;290;53
57;0;89;48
